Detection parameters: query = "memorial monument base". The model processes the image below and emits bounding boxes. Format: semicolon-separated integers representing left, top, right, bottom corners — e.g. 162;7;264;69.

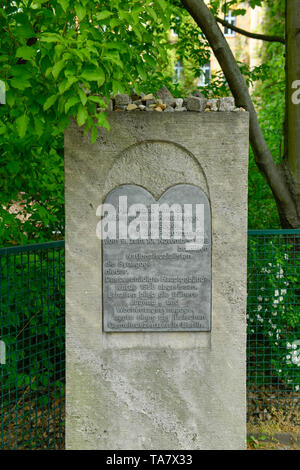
65;111;249;450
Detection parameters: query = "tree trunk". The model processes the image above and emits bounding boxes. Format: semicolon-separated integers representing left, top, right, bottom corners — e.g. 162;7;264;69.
284;0;300;225
181;0;300;228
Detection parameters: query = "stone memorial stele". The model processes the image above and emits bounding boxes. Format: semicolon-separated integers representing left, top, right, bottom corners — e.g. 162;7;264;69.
65;111;249;450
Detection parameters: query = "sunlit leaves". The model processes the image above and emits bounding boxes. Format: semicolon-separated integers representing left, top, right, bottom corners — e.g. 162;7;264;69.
96;111;110;130
64;95;80;113
88;96;105;106
91;125;98;144
58;76;77;94
58;0;69;12
76;104;88;127
40;33;62;43
16;46;35;60
51;59;65;79
95;11;112;21
80;67;105;84
0;0;175;247
78;87;87;105
43;94;58;111
75;4;86;22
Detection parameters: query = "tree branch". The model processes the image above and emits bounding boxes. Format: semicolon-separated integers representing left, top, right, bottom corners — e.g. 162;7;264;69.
181;0;299;227
216;16;285;44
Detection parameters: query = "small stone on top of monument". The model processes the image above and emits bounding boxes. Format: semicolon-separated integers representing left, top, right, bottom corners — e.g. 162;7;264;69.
110;87;239;113
186;95;207;112
141;93;154;102
174;98;183;108
209;99;219;111
193;89;206;98
145;98;156;106
218;97;235;111
114;93;131;106
155;86;176;107
126;103;138;111
156;85;173;100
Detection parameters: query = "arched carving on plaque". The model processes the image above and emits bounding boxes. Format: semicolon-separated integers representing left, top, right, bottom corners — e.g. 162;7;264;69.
104;140;209;200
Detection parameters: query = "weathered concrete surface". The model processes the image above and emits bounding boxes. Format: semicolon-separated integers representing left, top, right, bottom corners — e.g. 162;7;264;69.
65;112;249;450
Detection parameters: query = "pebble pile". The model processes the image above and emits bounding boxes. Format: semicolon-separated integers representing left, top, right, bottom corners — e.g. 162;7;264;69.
106;86;246;113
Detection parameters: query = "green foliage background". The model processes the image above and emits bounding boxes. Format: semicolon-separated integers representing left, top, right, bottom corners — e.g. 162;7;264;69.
0;0;172;246
0;0;288;246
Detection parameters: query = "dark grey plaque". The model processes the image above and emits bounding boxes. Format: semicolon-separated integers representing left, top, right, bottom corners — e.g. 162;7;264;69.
102;184;211;332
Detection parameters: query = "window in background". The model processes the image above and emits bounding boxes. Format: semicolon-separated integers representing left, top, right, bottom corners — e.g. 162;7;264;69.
174;60;184;83
224;11;237;37
197;62;211;87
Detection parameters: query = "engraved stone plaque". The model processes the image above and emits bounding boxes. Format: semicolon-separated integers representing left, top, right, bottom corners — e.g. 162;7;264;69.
102;184;211;331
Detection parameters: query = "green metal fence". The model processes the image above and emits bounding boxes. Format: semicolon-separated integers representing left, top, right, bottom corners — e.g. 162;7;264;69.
0;241;65;450
247;230;300;423
0;231;299;449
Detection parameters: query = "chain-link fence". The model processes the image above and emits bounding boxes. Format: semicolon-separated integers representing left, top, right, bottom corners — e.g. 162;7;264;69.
0;241;65;450
247;230;300;423
0;231;299;449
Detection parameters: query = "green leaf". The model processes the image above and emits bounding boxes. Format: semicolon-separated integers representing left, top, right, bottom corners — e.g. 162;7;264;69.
40;33;62;43
103;51;123;67
96;111;110;130
59;76;77;94
137;64;147;81
230;8;247;16
15;114;29;138
88;96;105;106
65;95;80;113
16;46;35;60
112;80;125;94
10;77;30;90
103;41;125;50
95;11;112;21
132;25;142;41
91;125;98;144
5;90;15;107
80;67;105;85
118;10;127;20
157;0;167;10
43;94;58;111
0;121;6;135
75;4;86;22
52;59;65;79
144;55;156;69
34;117;44;136
146;6;157;21
77;104;88;127
84;115;93;134
110;18;119;29
58;0;69;12
78;87;87;106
